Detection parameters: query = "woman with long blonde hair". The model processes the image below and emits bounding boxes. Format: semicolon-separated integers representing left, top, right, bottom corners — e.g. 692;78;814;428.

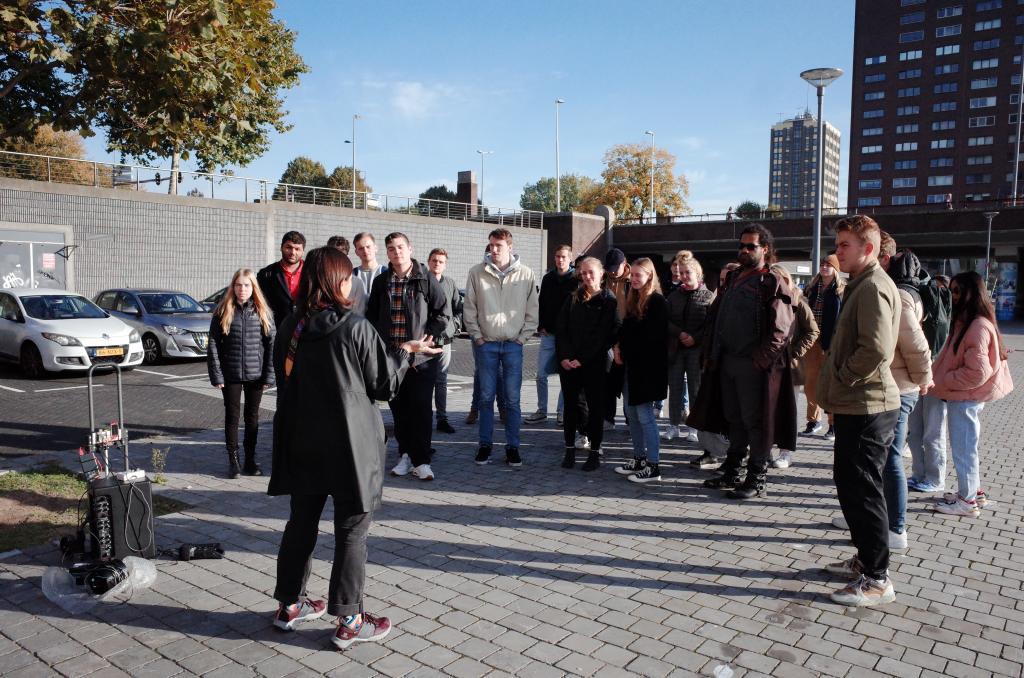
207;268;276;478
613;257;668;482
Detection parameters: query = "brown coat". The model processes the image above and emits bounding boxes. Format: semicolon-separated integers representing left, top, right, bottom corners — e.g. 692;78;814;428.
687;266;798;452
789;297;820;386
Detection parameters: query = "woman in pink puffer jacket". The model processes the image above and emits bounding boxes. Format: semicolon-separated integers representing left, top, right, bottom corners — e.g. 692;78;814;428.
930;271;1013;517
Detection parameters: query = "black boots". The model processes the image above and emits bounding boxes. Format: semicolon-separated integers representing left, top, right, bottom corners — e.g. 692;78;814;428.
227;449;241;479
581;450;600;472
243;446;262;476
561;447;576;469
727;468;768;499
703;464;741;489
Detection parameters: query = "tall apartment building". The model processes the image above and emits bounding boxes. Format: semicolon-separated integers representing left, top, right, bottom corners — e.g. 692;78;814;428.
849;0;1023;208
769;112;842;212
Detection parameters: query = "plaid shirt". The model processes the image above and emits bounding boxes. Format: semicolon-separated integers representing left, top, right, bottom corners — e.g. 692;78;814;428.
388;273;410;346
810;279;825;328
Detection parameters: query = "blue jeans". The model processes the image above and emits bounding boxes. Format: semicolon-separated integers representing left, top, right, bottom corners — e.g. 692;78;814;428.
623;377;660;464
434;344;452;422
947;400;984;501
884;392;918;534
535;334;564;415
472;358;506;412
908;393;947;489
474;341;524;448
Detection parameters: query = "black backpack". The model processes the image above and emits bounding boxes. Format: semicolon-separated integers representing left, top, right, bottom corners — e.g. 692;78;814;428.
899;279;951;358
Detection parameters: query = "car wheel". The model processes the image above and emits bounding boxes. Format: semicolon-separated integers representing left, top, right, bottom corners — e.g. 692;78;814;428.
142;334;162;365
20;342;45;379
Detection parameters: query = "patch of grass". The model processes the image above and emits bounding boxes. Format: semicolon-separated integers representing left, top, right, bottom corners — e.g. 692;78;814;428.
0;462;189;552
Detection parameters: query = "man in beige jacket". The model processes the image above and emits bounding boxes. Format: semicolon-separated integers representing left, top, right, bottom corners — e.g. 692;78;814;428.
464;228;539;467
817;215;901;608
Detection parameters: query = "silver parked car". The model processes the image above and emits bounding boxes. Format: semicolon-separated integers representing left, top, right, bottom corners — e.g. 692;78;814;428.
94;288;212;364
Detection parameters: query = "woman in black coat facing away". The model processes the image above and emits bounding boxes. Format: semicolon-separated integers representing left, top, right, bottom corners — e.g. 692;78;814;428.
268;247;439;650
207;268;276;479
556;257;621;471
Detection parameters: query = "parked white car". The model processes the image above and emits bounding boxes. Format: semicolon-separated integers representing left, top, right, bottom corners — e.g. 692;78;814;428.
0;288;143;377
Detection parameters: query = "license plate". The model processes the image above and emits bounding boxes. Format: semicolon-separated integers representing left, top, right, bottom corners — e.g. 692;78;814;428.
95;347;124;357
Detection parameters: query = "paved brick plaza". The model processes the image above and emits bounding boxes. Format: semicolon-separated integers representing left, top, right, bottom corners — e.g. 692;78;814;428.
2;333;1023;677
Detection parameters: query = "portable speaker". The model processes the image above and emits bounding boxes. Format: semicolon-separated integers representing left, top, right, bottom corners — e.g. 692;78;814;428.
88;475;156;560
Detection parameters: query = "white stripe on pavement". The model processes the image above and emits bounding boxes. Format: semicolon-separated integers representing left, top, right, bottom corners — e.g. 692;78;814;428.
0;383;25;392
34;384;99;393
134;368;177;378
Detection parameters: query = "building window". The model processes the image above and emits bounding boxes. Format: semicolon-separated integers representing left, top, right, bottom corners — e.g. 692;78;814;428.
935;63;961;74
975;19;1002;30
965;173;992;183
865;73;887;83
974;38;1000;50
964;193;993;201
896;123;920;133
862;145;883;153
936;24;963;37
864;54;888;65
931;157;955;167
900;30;925;42
896;142;919;151
893;177;918;187
971;96;997;108
976;0;1002;9
895;160;918;169
967;155;993;164
859;179;882;189
858;197;882;206
928;175;955;186
936;44;961;56
1012;93;1021;104
937;5;964;17
934;82;959;93
933;101;958;112
863;127;884;136
932;138;956;148
969;115;996;127
897;105;921;115
968;135;994;145
972;58;999;69
1010;113;1020;123
898;87;922;97
864;109;885;118
971;76;998;88
892;195;917;205
932;120;957;130
865;91;886;100
902;10;926;23
898;68;922;79
927;194;949;203
861;162;883;171
902;0;925;4
900;49;924;60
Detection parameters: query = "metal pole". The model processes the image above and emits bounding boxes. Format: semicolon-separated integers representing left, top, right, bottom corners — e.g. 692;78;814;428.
351;114;358;200
555;99;564;211
649;133;656;221
480;153;485;206
1014;42;1024;205
984;211;998;291
812;85;826;272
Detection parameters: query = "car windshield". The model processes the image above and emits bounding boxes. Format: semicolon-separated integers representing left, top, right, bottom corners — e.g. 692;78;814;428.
21;295;107;320
138;293;204;314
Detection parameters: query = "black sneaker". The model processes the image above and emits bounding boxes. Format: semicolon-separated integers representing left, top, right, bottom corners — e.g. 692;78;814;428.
689;452;719;470
824;425;836;442
561;447;575;469
615;458;645;476
505;447;522;467
475;445;492;465
800;421;822;436
437;420;456;434
628;463;661;483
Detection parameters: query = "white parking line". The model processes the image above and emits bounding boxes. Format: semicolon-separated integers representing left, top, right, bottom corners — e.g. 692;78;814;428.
0;383;25;393
134;368;177;378
34;384;100;393
163;373;209;380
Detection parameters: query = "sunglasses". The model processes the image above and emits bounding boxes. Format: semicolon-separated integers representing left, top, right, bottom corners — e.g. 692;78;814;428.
738;242;760;251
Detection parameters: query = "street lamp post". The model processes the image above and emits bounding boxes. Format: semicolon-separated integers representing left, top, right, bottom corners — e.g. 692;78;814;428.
351;114;361;203
983;211;999;292
555;98;565;212
476;149;493;207
644;130;655;222
800;67;843;270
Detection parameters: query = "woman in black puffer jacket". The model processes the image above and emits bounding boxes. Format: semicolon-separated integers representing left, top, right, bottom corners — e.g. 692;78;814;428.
208;268;276;479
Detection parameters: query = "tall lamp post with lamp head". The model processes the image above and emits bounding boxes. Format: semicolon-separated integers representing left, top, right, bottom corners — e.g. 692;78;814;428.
476;149;494;208
644;130;655;223
555;98;565;211
800;67;843;270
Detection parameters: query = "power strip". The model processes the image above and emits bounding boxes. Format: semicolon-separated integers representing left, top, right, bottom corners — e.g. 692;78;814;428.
115;469;147;482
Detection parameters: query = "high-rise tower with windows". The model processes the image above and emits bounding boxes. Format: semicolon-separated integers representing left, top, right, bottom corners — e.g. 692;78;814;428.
769;112;842;212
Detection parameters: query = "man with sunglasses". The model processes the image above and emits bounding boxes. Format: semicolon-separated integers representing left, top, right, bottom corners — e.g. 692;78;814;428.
690;224;796;500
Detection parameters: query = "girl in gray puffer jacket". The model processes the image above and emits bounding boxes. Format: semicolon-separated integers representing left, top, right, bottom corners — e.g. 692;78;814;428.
208;268;276;478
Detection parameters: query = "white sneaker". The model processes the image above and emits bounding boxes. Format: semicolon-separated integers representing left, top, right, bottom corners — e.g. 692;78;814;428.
685;428;699;443
391;453;413;476
901;444;911;458
831;515;849;530
661;425;679;441
934;495;980;517
888;530;908;550
830;575;896;607
574;433;591;450
411;463;434;481
772;450;792;469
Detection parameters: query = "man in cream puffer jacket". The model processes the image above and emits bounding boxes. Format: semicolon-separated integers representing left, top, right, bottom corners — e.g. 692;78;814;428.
464;228;539;466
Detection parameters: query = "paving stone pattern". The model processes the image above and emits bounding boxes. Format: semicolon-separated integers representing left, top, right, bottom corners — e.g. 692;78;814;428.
2;332;1024;677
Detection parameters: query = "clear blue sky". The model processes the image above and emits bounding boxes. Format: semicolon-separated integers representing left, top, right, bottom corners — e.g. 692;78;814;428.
84;0;856;214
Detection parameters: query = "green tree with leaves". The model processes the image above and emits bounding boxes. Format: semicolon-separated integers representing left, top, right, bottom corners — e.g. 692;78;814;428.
580;143;689;220
519;174;598;212
735;200;764;219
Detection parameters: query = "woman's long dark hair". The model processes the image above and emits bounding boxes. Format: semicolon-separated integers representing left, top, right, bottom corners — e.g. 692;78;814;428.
949;271;1005;358
297;247;354;316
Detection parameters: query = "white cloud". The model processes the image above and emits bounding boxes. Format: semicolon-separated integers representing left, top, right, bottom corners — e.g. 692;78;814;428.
391;81;458;119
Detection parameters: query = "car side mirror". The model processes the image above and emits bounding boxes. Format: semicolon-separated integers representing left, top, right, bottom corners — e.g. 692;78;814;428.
122;304;140;315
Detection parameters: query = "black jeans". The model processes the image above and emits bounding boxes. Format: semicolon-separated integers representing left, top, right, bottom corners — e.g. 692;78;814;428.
834;409;899;581
604;362;625;422
719;354;769;473
389;358;438;466
559;364;604;450
274;494;372;617
222;382;263;454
